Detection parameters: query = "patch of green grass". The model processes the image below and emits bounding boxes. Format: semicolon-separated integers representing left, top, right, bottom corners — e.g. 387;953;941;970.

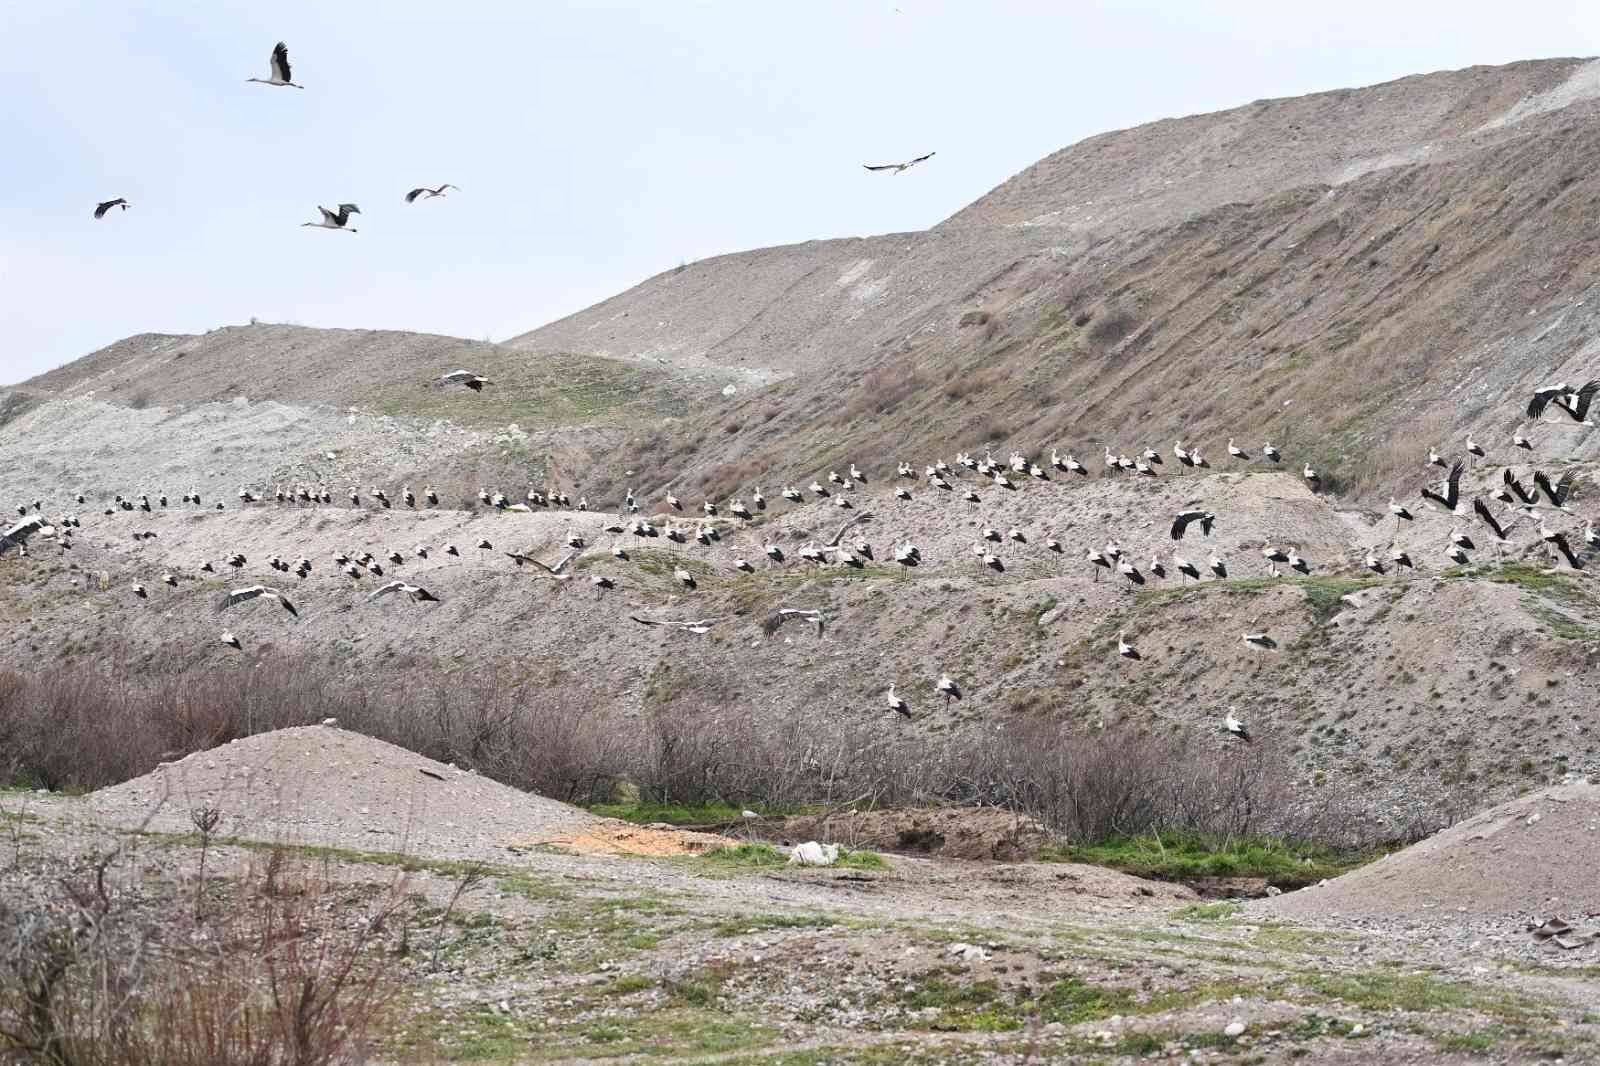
369;349;699;430
140;832;572;901
1037;831;1381;887
1300;576;1379;623
1435;1029;1497;1053
700;842;887;871
1033;975;1137;1025
1446;562;1589;601
710;912;840;936
1527;604;1600;641
1301;969;1551;1023
896;978;1019;1032
1175;901;1241;921
603;973;655;996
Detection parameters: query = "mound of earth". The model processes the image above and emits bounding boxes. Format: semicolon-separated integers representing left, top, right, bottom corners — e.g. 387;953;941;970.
758;807;1050;862
84;724;595;863
1261;779;1600;924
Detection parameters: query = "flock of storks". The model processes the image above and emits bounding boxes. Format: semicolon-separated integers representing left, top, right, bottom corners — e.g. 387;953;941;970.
91;41;929;232
4;374;1597;743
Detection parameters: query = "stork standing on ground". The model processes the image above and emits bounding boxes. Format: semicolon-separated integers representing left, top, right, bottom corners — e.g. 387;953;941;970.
1117;630;1140;660
936;675;961;705
1223;711;1252;743
886;685;911;718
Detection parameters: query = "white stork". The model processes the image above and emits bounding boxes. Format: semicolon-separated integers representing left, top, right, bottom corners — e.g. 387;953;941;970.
219;585;297;616
368;580;440;604
246;42;303;88
863;151;935;174
438;371;490;391
405;183;459;203
302;203;359;232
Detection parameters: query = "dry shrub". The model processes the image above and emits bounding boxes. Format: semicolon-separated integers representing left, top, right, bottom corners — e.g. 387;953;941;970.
0;654;1377;852
1087;307;1138;346
843;363;927;420
0;847;401;1066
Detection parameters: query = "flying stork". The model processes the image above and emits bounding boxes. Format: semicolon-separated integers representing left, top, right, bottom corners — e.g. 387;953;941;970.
405;183;459;203
1170;509;1215;540
1420;461;1464;514
218;585;298;616
93;198;129;219
1528;380;1600;425
1533;470;1578;511
863;151;935;174
302;203;360;232
368;580;441;604
437;370;490;391
247;42;303;88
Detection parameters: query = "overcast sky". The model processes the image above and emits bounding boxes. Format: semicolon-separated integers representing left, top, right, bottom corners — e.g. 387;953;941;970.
3;1;1598;383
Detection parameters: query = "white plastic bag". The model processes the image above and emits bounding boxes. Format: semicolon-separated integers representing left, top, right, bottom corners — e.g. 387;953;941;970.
788;841;840;866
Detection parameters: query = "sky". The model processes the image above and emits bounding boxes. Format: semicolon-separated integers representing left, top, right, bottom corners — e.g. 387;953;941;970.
4;1;1599;383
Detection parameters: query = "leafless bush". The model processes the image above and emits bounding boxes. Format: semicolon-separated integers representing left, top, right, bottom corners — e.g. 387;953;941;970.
1087;307;1138;346
0;847;401;1066
0;654;1382;852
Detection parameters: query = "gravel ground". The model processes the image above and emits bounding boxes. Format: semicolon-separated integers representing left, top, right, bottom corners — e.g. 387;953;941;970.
7;780;1600;1065
1259;780;1600;929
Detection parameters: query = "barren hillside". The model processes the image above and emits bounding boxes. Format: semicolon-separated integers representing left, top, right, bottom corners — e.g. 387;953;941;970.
6;57;1600;827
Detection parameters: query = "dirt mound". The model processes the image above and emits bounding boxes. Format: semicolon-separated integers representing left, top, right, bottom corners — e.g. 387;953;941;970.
85;724;595;864
1261;780;1600;924
530;821;734;857
758;807;1050;862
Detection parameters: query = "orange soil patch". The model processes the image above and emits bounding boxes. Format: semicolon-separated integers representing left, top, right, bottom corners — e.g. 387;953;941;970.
530;819;735;857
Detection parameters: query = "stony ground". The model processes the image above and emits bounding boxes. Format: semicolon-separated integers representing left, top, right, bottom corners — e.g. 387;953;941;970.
5;780;1600;1065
